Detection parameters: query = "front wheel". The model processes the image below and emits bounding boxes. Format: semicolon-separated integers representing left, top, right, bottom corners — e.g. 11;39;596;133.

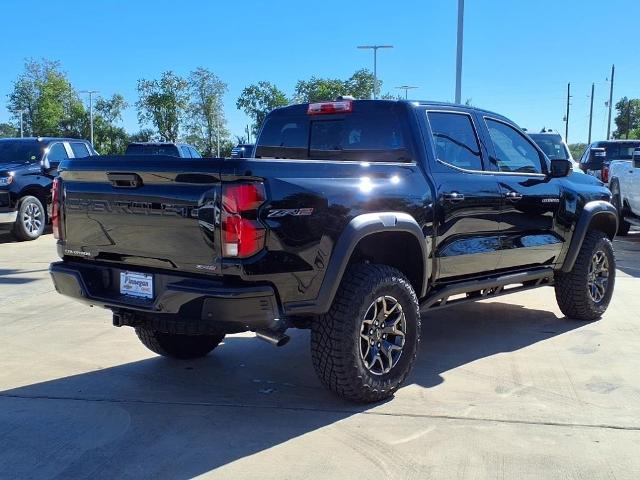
13;196;45;241
554;230;615;321
311;264;421;403
135;327;225;359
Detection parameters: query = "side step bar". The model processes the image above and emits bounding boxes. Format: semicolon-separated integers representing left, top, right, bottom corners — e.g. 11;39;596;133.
420;269;554;312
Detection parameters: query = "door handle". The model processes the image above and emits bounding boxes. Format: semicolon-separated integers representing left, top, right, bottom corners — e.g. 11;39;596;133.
442;192;465;202
107;172;143;188
504;191;523;201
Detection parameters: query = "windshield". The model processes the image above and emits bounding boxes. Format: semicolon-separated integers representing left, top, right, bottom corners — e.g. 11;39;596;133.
0;140;44;164
528;134;570;160
600;142;640;160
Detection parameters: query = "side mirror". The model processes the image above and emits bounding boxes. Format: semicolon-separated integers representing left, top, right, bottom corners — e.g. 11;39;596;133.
634;148;640;169
549;159;572;178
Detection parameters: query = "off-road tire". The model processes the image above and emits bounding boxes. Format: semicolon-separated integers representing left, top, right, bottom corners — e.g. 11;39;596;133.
554;230;615;321
135;327;225;359
12;196;45;241
610;181;631;236
311;264;421;403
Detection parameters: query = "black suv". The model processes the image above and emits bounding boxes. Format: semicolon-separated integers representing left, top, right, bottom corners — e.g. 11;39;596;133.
50;100;617;402
0;137;97;240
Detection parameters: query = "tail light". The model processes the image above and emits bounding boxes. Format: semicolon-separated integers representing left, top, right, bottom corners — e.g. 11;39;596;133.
222;182;266;258
307;100;353;115
51;177;63;240
601;163;609;183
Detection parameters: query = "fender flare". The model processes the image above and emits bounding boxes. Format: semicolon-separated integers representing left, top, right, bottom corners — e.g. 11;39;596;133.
560;200;618;273
284;212;429;316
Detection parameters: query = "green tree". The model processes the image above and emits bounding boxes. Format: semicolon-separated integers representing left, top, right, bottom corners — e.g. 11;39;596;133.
187;67;228;156
7;58;86;137
129;128;156;143
93;94;129;154
293;69;377;103
568;143;587;161
236;81;288;136
613;97;640;139
136;71;189;142
0;123;18;138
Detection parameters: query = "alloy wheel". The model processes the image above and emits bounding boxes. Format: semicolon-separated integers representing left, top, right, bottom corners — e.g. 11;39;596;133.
23;202;43;235
359;295;406;375
587;250;609;303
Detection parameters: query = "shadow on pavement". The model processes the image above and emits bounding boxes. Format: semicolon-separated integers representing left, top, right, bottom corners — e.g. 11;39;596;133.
0;300;587;478
0;227;52;245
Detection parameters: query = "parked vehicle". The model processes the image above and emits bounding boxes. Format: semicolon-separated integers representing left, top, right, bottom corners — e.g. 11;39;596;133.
579;140;640;182
0;137;97;240
125;142;202;158
528;129;579;171
230;143;254;158
609;147;640;235
50;100;617;402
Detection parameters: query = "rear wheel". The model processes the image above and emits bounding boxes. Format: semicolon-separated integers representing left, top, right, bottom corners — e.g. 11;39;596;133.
12;196;45;241
554;230;615;321
311;264;420;403
135;327;225;359
610;181;631;236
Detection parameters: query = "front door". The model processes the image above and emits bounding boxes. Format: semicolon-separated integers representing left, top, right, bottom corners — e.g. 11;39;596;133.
479;116;563;271
425;110;502;281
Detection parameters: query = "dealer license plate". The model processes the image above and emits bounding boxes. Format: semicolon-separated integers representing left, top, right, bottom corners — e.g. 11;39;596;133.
120;271;153;299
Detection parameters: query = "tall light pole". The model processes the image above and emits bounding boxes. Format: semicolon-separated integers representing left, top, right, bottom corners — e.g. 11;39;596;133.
588;83;595;144
357;45;394;99
19;110;25;138
455;0;465;104
80;90;99;145
564;83;571;143
606;64;615;140
396;85;419;99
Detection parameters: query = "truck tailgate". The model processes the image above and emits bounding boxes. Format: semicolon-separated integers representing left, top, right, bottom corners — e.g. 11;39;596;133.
60;156;224;275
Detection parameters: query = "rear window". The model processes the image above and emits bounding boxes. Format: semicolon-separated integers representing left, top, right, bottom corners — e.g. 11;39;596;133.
125;144;181;156
255;103;412;162
600;142;640;160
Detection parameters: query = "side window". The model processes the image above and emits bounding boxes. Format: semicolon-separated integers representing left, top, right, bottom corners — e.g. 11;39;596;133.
427;111;483;170
180;146;192;157
485;119;544;174
189;147;201;158
580;147;590;164
47;143;69;164
70;142;90;158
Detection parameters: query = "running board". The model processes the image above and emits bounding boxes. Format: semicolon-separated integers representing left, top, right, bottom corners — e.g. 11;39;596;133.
420;269;554;312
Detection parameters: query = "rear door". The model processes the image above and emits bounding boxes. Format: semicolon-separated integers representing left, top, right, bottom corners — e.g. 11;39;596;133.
425;109;502;281
479;116;563;271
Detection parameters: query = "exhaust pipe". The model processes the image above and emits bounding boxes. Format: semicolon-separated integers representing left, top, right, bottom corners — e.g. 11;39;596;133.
256;330;290;347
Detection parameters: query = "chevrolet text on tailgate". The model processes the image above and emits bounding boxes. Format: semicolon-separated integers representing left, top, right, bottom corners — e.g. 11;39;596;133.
50;100;618;403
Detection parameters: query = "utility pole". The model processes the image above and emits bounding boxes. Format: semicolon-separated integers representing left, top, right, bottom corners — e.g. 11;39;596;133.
357;45;394;99
627;98;632;139
19;110;24;138
588;83;595;143
455;0;465;104
79;90;99;146
606;64;615;140
565;83;571;143
396;85;418;99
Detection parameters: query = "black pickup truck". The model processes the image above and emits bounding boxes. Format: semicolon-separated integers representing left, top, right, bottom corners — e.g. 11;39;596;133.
50;100;617;402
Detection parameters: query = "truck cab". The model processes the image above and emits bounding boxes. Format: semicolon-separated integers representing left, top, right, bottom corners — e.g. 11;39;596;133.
0;137;97;240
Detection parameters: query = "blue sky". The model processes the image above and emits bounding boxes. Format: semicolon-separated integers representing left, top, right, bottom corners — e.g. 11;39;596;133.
0;0;638;144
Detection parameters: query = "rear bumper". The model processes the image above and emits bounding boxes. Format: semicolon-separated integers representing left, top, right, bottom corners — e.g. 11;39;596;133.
49;261;283;333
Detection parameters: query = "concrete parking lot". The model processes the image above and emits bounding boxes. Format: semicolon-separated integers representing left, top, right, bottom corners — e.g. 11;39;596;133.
1;231;640;479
